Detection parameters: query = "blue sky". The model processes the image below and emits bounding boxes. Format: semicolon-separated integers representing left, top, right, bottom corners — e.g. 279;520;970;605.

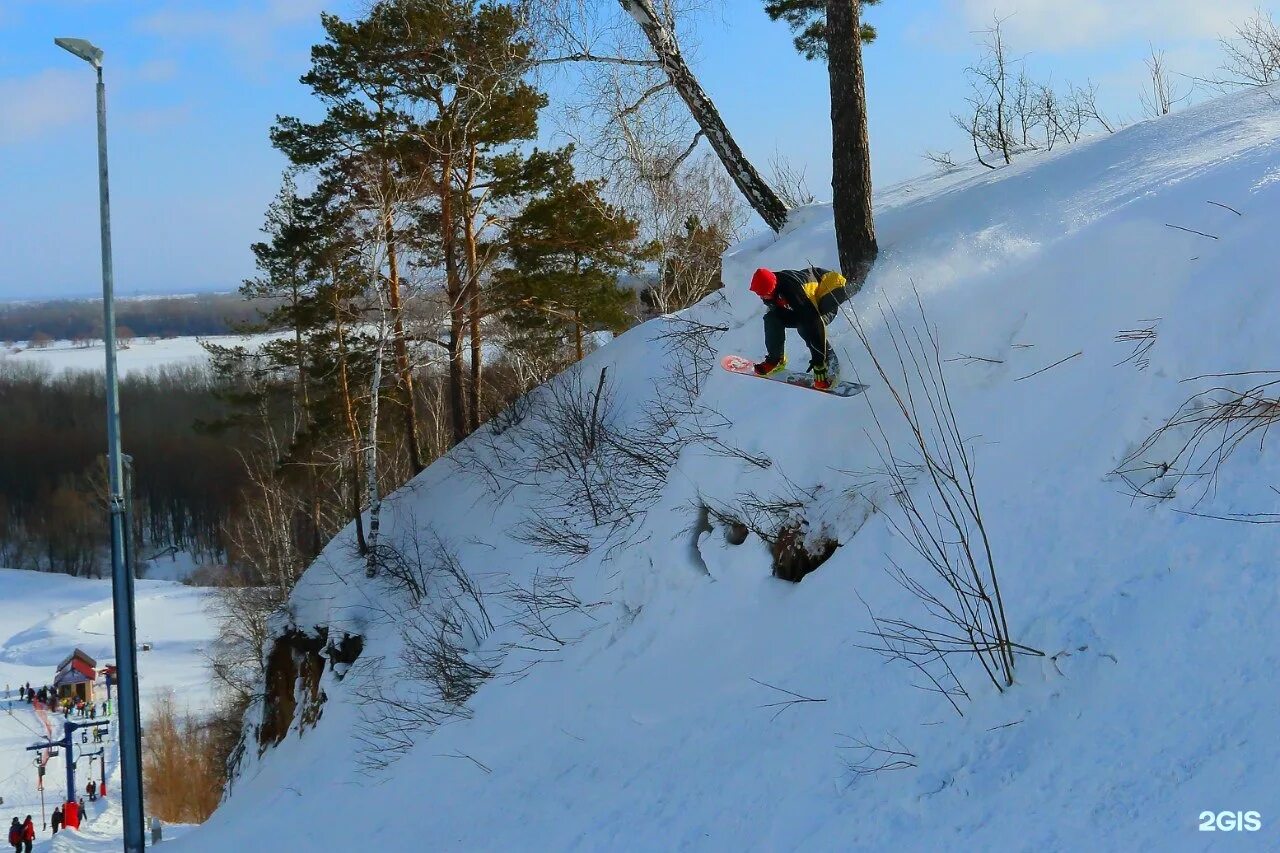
0;0;1273;299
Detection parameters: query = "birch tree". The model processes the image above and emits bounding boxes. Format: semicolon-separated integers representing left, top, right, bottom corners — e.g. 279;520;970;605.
534;0;790;231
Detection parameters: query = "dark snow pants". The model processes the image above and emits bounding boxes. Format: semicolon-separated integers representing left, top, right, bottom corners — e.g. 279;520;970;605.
763;291;846;372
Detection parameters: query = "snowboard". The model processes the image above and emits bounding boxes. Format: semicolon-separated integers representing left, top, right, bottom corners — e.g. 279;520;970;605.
720;355;869;398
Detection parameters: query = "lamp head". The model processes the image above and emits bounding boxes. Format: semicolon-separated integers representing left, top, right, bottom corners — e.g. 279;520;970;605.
55;38;104;69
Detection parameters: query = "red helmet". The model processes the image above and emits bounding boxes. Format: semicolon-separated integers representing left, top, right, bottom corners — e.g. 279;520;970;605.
749;268;777;299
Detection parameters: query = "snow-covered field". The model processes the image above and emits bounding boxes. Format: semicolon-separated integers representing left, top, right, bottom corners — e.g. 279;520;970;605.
158;85;1280;852
139;549;214;584
0;334;284;378
1;329;524;379
0;568;217;850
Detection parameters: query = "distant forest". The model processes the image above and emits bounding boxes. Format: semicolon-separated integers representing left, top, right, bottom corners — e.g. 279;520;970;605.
0;362;250;576
0;290;285;577
0;293;283;343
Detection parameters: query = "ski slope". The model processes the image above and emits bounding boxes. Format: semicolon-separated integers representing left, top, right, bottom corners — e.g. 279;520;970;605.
0;568;217;850
181;86;1280;851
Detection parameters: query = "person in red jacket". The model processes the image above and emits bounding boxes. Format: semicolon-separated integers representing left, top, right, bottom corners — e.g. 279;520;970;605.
20;816;33;853
8;818;21;853
748;266;850;390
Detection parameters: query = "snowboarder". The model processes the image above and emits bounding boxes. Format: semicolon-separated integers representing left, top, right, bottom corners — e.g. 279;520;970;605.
50;807;62;835
8;818;20;853
19;816;33;853
748;266;850;390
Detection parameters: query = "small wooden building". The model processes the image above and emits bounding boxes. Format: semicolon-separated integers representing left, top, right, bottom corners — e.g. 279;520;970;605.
54;648;97;703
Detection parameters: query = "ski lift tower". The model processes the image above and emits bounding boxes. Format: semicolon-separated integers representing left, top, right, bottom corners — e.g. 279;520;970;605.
26;718;112;810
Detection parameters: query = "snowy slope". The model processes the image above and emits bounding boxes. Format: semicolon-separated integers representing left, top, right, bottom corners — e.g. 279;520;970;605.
0;568;218;849
182;86;1280;852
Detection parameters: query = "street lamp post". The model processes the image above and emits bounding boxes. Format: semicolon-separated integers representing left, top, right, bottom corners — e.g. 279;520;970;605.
54;36;146;853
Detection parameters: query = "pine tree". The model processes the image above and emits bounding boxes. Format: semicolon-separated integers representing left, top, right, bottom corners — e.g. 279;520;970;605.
274;0;650;454
243;173;323;432
243;173;327;555
766;0;880;287
381;0;551;437
826;1;878;286
287;0;559;442
205;175;381;564
272;8;430;472
296;188;378;555
763;0;878;59
497;179;644;362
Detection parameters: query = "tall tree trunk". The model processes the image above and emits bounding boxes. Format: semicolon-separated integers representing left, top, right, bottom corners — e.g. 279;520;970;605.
619;0;790;232
383;204;424;474
447;322;467;443
364;331;386;579
464;149;483;433
574;310;584;361
374;95;424;474
466;266;482;432
290;279;322;558
333;286;366;554
826;0;879;289
439;156;469;445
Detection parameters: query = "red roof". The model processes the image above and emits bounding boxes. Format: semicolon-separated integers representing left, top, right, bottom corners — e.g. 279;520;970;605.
55;649;97;686
56;648;97;672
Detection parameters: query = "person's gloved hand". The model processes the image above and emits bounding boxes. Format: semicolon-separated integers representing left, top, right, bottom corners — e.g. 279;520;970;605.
819;271;846;294
812;364;832;390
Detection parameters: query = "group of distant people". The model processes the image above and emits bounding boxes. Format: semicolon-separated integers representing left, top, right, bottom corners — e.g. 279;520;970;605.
3;683;111;851
62;697;107;718
6;683;52;707
6;816;33;853
4;683;107;718
5;789;97;850
6;799;91;852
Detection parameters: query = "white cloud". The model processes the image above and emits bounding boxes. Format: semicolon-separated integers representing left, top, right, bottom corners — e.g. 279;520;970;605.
137;0;328;67
960;0;1270;51
0;68;90;146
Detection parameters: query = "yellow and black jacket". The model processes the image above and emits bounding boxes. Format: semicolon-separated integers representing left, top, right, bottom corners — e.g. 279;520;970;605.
763;267;849;367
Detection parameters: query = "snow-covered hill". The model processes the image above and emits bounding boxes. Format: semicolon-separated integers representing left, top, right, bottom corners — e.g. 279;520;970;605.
182;86;1280;852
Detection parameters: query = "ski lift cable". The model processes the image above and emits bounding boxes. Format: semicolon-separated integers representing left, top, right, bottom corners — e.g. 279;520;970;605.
0;759;34;791
4;709;48;740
